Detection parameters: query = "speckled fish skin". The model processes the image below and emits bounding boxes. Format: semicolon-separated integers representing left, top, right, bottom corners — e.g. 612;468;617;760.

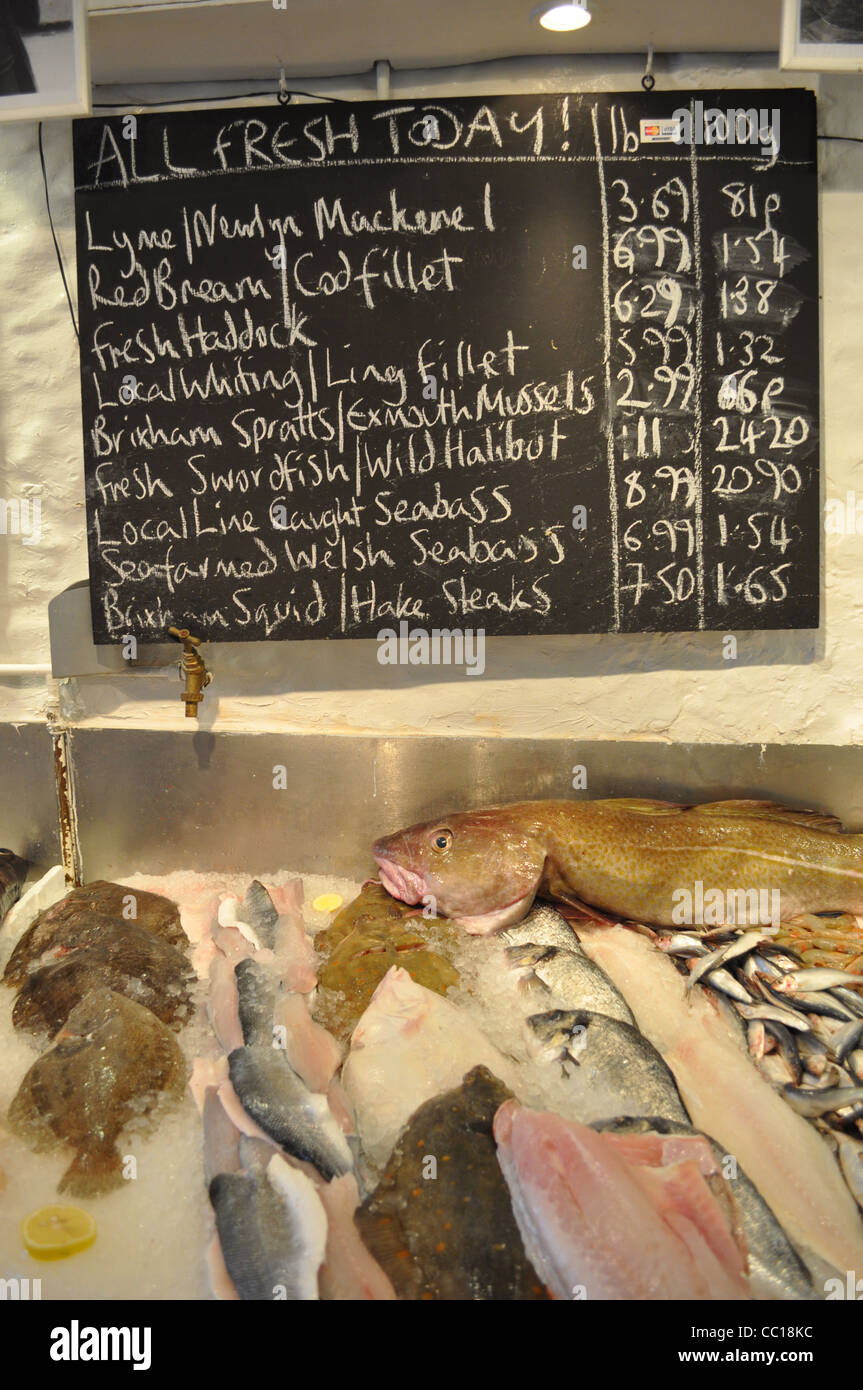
355;1066;549;1301
8;986;187;1197
373;798;863;935
4;880;185;985
11;921;195;1038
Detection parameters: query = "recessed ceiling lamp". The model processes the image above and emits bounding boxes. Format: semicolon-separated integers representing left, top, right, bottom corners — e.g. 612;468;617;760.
532;2;592;31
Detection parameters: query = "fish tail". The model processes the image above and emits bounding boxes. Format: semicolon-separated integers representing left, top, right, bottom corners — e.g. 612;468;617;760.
59;1143;124;1198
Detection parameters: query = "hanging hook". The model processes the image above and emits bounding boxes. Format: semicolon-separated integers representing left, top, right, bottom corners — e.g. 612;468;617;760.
641;43;655;92
277;64;291;106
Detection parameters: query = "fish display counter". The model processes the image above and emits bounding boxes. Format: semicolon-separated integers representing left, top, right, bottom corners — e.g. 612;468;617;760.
2;734;863;1302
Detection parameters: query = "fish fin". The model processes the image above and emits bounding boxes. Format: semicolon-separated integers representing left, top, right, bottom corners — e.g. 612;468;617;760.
545;895;620;927
59;1143;124;1198
687;800;844;833
593;798;687;816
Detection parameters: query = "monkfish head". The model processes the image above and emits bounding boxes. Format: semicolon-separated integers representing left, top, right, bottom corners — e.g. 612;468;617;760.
373;804;547;935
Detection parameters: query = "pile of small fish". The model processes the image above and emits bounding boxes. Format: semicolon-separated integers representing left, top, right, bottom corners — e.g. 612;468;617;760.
3;880;193;1196
656;925;863;1168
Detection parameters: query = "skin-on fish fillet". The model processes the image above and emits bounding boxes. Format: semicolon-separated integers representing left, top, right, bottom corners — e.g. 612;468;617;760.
577;925;863;1276
493;1100;750;1300
342;966;519;1169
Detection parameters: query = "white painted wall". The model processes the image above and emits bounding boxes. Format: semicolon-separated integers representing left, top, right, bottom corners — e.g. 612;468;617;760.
0;53;860;742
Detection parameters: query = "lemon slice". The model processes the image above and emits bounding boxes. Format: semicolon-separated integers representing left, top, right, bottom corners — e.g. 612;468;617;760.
313;893;343;913
22;1205;97;1261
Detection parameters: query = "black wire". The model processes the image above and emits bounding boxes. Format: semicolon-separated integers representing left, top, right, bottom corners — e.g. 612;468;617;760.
818;133;863;144
91;87;351;109
37;121;79;345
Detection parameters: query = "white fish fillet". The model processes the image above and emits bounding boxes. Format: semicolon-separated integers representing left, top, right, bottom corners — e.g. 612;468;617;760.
274;993;343;1093
318;1175;397;1301
494;1100;750;1300
578;925;863;1275
342;966;519;1168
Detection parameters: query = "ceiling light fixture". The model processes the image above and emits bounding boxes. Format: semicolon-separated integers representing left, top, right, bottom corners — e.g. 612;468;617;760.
532;2;592;32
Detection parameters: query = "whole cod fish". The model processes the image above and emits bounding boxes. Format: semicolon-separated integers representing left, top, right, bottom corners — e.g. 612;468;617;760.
372;798;863;935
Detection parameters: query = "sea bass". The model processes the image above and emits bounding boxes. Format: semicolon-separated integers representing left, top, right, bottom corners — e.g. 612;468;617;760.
373;798;863;934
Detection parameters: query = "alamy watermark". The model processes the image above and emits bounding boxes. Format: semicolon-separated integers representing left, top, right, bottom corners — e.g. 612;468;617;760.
0;497;41;546
376;620;485;676
671;881;781;928
669;103;780;160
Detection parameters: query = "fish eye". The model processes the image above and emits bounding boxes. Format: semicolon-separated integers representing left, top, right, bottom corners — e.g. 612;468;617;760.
431;828;453;853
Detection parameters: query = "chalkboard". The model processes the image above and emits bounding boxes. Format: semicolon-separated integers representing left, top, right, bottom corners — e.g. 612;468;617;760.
73;90;820;643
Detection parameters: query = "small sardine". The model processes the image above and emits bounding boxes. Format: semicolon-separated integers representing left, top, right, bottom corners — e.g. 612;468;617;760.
776;968;863;994
797;1031;831;1077
762;1020;803;1086
779;991;857;1023
736;1002;812;1033
782;1084;863;1119
228;1046;352;1181
829;1018;863;1064
658;934;709;958
829;987;863;1019
686;931;768;993
702;967;752;1005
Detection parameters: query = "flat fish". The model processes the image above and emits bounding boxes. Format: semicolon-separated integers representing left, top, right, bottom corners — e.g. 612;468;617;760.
209;1153;327;1301
8;986;187;1196
0;849;28;923
11;920;194;1038
526;1008;690;1125
356;1067;549;1301
592;1115;815;1301
228;1045;352;1181
4;879;184;984
341;966;520;1170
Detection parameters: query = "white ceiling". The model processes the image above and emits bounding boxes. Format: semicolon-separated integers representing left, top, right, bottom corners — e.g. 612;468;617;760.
86;0;784;86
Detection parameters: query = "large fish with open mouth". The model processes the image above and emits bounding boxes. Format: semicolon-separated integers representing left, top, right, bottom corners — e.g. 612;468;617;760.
373;798;863;935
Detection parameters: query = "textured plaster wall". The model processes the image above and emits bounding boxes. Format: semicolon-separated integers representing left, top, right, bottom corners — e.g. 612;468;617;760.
0;52;860;741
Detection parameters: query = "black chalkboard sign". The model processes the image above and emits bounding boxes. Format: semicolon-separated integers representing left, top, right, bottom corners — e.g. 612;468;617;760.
73;90;819;642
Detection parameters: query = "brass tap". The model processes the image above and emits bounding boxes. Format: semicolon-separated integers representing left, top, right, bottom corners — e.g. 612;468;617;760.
168;627;212;718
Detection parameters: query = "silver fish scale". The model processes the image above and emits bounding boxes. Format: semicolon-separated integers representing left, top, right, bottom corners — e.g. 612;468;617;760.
530;949;636;1026
501;904;585;955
